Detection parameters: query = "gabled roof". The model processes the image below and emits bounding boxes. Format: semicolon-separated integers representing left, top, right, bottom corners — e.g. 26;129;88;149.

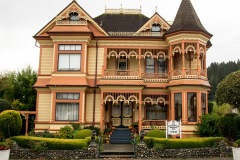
134;12;170;35
165;0;212;37
34;0;108;37
94;13;149;32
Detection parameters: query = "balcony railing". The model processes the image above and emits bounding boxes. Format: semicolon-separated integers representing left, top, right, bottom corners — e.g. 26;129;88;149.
142;73;169;82
185;69;198;78
104;70;139;79
56;20;87;25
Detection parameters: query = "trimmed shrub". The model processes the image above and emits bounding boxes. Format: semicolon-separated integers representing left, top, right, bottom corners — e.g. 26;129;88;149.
57;126;74;139
71;122;82;131
0;110;22;138
11;136;89;150
218;113;238;141
0;99;12;113
146;129;166;138
74;129;92;139
29;140;48;151
196;113;220;137
144;137;223;149
83;126;100;136
234;115;240;139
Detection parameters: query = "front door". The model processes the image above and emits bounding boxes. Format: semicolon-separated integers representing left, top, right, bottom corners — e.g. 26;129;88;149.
111;102;132;127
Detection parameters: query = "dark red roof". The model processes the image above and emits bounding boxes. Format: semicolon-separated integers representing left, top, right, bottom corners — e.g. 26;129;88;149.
165;0;212;37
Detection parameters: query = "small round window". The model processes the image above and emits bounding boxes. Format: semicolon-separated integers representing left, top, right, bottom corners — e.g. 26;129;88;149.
69;12;80;21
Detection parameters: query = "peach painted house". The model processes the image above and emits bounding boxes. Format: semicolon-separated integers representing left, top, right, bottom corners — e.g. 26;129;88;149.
33;0;212;137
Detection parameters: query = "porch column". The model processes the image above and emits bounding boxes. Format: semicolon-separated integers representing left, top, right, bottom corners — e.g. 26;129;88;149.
204;46;207;76
100;91;105;131
182;92;187;123
170;92;175;120
181;42;185;78
103;47;108;77
197;91;202;122
169;45;173;78
138;92;142;130
197;42;200;78
138;48;142;78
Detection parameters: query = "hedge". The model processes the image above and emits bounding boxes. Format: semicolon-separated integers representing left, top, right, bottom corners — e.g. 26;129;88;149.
11;136;91;150
145;129;166;138
74;129;92;139
144;137;224;149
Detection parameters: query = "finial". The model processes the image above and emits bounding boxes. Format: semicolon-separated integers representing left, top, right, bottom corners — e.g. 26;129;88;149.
121;4;122;9
140;5;142;10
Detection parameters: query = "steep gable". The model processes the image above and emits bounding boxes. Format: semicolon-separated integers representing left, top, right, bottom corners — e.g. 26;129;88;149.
134;13;171;36
34;1;108;38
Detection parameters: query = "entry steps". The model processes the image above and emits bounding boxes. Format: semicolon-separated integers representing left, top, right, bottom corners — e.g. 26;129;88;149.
109;128;132;144
100;143;135;158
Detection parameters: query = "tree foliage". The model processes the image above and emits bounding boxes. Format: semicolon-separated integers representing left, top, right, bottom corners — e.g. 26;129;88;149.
207;60;240;100
0;66;37;111
218;113;239;141
215;70;240;108
0;99;12;113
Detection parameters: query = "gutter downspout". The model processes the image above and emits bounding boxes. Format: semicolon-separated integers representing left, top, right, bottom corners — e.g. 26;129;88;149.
92;38;98;126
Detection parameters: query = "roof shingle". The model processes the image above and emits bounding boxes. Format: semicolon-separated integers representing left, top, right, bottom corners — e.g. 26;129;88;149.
94;14;149;32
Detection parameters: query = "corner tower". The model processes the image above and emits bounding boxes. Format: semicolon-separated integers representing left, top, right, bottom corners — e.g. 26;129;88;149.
164;0;212;126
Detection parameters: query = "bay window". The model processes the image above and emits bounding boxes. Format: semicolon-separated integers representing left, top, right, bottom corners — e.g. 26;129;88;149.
55;103;79;121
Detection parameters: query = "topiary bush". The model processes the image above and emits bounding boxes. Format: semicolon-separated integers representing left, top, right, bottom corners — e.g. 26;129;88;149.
56;126;74;139
83;126;101;136
0;99;12;113
146;129;166;138
196;113;220;137
234;115;240;139
218;113;238;141
0;110;22;138
74;129;92;139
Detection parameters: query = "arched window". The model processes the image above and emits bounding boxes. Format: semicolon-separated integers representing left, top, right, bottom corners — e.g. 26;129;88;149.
69;12;80;21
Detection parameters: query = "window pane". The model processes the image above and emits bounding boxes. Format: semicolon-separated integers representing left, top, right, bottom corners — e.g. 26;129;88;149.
158;58;167;73
62;93;68;99
68;93;74;99
146;57;154;73
56;93;62;99
146;103;166;120
74;93;80;99
58;54;69;70
69;54;80;70
187;93;197;122
65;45;71;50
56;103;79;121
201;93;206;115
59;45;65;50
174;93;182;120
75;45;81;50
70;45;76;50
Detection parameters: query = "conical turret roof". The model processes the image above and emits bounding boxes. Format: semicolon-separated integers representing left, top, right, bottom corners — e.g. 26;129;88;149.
165;0;212;37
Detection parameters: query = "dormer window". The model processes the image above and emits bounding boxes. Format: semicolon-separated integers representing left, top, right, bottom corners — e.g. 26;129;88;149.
151;24;161;32
69;12;80;21
151;24;161;36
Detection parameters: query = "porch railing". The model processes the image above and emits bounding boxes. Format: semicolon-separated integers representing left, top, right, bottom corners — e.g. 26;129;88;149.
142;120;166;130
185;69;198;78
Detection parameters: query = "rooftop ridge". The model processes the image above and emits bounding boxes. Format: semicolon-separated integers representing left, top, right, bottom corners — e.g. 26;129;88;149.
105;5;142;14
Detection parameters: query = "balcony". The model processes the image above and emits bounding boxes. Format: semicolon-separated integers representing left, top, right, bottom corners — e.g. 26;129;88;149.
172;69;207;79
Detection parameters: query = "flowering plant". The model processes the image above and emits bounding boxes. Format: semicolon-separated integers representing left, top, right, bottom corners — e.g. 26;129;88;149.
0;142;9;150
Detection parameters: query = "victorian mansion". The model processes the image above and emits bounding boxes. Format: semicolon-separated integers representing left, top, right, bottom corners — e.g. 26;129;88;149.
33;0;212;137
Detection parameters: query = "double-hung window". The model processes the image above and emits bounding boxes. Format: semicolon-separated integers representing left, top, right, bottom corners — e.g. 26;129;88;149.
55;93;80;121
58;44;81;71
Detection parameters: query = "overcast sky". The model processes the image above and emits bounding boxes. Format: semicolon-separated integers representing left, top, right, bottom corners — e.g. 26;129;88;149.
0;0;239;72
